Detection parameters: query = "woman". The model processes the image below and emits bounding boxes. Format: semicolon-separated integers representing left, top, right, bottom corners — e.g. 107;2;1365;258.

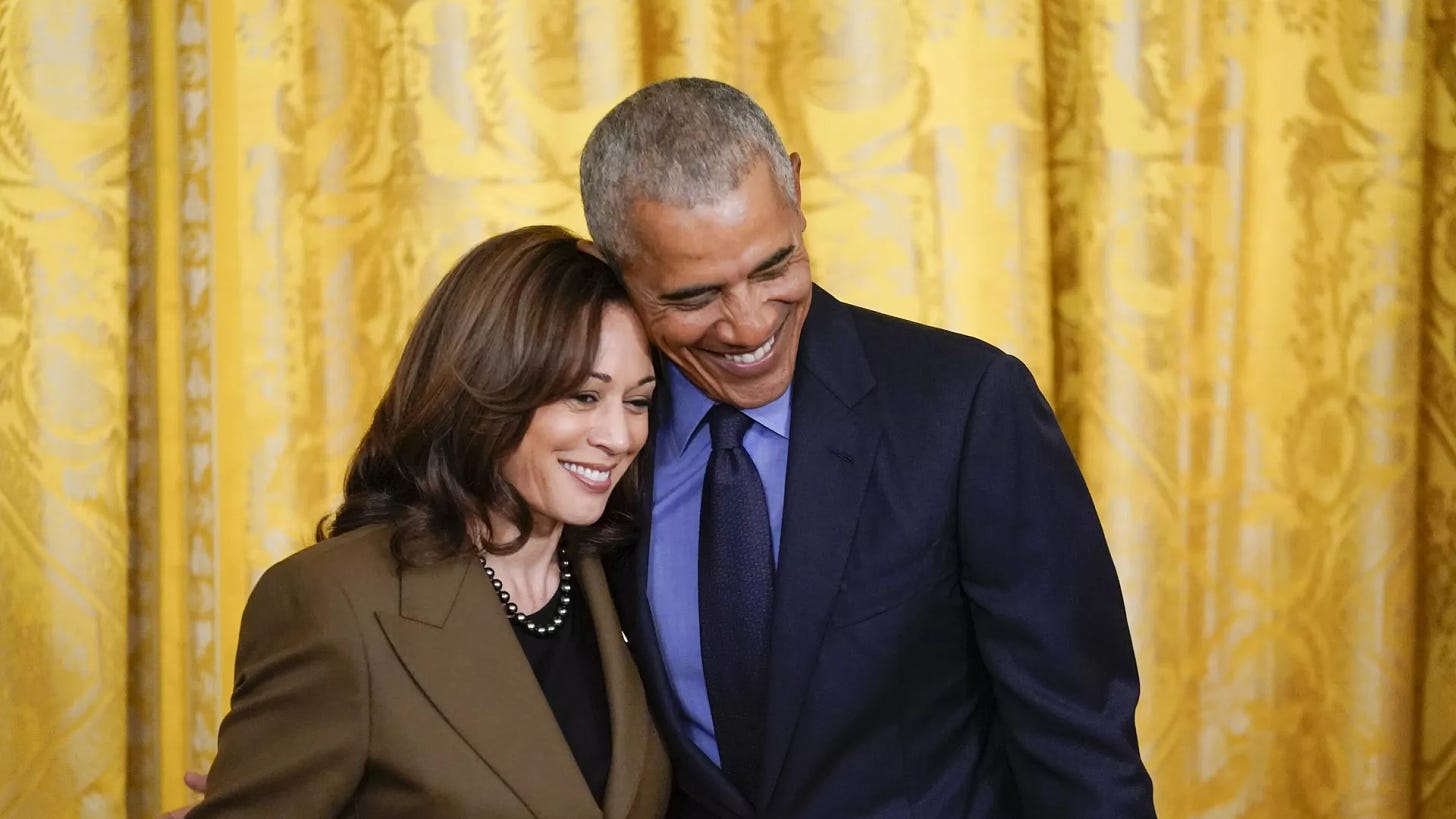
186;226;670;818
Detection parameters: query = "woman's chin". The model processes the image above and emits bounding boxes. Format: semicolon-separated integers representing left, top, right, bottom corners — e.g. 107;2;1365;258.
554;503;612;528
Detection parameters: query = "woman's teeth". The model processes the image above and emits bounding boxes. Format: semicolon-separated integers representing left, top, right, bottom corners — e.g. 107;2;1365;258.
562;462;609;482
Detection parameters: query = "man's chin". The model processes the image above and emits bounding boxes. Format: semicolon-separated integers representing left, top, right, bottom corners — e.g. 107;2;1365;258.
712;375;792;410
675;353;793;408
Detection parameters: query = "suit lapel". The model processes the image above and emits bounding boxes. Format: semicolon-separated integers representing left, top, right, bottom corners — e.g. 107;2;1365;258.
580;555;649;819
759;287;881;807
617;299;880;816
376;555;600;819
613;407;755;819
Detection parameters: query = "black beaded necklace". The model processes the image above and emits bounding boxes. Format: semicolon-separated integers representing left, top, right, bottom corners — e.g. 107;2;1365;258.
476;547;573;637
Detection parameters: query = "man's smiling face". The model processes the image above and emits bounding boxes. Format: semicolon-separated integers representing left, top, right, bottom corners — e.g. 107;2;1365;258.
616;155;811;409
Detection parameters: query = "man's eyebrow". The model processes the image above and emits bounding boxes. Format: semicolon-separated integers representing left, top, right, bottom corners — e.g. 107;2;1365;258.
752;244;795;274
658;244;796;302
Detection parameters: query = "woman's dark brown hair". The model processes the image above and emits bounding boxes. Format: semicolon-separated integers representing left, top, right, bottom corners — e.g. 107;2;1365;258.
320;225;643;565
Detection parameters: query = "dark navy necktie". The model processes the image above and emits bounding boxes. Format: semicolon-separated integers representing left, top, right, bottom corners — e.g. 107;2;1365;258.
699;403;775;803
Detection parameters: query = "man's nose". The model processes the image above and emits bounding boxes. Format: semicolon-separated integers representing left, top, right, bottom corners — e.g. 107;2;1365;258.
717;287;774;346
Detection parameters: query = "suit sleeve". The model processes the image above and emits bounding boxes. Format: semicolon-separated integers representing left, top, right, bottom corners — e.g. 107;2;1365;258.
957;352;1156;817
190;558;368;818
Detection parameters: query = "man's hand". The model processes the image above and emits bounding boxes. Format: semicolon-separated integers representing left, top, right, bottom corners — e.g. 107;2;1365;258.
159;771;207;818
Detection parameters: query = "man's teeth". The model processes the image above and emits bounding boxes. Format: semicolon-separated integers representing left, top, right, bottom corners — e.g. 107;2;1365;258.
724;334;775;365
562;462;609;482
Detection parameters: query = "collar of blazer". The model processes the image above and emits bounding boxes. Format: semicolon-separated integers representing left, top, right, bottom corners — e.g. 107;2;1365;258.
375;550;651;819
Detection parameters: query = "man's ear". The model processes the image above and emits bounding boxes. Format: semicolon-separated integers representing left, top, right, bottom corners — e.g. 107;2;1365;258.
577;238;609;263
789;152;806;224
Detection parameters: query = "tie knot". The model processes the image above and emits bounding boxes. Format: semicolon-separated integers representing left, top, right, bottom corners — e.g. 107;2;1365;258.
706;404;753;450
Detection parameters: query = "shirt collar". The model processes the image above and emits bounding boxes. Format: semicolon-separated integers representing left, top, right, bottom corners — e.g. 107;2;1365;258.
661;361;792;454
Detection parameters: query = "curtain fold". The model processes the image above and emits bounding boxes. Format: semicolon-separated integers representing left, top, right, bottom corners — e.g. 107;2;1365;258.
0;1;1449;816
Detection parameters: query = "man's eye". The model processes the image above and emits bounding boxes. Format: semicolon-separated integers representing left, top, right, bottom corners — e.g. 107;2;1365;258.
664;291;716;310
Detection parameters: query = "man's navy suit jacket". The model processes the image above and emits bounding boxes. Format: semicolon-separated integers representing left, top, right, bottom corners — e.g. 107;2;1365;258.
609;285;1157;818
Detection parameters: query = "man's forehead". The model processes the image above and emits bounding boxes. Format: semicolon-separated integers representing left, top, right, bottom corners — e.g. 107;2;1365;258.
623;213;795;272
620;234;794;294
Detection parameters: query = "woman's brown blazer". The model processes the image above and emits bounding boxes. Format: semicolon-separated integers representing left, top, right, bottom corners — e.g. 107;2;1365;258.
190;524;671;818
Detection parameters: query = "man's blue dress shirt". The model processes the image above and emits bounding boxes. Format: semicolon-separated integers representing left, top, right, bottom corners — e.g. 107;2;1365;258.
647;363;791;766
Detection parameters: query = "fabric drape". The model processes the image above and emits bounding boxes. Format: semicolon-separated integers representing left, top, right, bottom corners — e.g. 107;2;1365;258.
0;2;1450;816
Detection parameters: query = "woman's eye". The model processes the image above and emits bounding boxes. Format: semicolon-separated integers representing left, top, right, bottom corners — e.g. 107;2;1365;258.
627;398;652;411
571;393;598;405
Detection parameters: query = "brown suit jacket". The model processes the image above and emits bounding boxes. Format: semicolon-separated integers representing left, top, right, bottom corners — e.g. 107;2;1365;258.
191;524;671;819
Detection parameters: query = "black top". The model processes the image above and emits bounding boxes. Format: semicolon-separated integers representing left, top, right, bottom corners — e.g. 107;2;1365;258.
512;583;612;806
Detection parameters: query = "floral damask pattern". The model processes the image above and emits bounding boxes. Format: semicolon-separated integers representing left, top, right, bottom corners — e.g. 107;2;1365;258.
0;0;131;816
0;1;1450;817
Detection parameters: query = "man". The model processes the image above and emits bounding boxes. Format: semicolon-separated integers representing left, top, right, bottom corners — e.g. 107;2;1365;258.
578;78;1155;818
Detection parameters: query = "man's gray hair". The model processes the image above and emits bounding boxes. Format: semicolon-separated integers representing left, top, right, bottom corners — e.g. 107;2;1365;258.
579;77;797;265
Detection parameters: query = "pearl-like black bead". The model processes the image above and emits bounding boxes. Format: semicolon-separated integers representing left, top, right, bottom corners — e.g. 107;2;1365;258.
477;547;572;637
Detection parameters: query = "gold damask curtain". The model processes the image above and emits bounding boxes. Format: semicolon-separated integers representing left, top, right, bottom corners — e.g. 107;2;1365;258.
0;1;1450;817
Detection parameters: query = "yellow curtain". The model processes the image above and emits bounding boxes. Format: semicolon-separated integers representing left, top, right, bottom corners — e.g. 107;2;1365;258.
1;1;1450;816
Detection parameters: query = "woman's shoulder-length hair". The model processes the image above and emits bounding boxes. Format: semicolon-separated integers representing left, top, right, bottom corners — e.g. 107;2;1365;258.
321;225;642;566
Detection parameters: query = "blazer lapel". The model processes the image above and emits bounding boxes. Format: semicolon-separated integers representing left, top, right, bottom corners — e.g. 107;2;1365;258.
759;287;881;807
376;555;600;819
580;554;650;819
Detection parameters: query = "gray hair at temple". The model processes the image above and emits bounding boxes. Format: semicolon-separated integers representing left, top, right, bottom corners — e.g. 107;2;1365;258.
579;77;797;266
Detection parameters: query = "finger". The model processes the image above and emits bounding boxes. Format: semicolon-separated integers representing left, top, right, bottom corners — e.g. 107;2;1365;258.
182;770;208;793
